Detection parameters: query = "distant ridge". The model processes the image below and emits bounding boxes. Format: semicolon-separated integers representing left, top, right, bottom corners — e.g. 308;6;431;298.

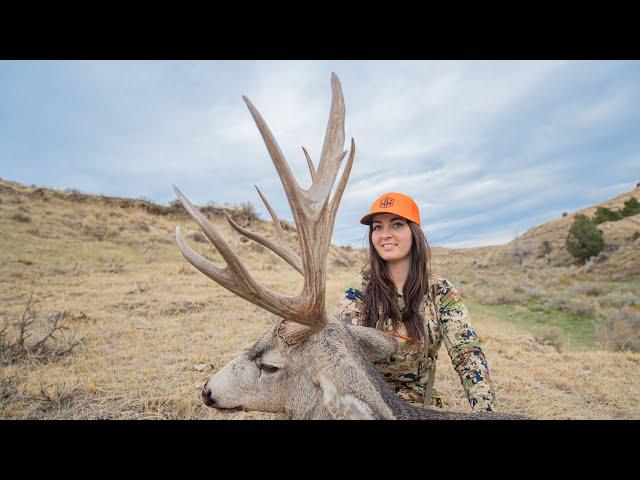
2;177;639;277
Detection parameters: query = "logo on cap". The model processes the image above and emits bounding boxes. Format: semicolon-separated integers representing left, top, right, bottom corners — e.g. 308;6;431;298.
379;197;394;208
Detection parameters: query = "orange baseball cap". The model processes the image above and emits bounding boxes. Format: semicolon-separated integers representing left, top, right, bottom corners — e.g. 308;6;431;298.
360;192;421;226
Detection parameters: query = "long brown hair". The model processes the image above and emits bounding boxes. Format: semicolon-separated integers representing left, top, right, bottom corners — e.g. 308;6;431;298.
362;222;432;343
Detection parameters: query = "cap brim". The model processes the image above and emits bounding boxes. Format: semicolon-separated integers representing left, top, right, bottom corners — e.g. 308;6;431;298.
359;213;376;225
360;211;419;226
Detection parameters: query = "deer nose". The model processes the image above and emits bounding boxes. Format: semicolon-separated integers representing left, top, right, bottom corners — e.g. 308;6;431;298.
202;385;216;407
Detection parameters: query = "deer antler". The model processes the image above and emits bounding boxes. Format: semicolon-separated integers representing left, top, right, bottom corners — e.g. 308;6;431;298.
223;185;303;275
175;73;355;332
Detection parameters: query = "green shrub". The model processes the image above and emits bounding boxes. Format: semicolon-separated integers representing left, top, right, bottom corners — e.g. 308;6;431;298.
566;215;604;262
621;197;640;217
592;207;622;224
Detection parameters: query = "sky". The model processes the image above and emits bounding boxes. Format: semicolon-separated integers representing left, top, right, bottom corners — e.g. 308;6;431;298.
1;60;639;248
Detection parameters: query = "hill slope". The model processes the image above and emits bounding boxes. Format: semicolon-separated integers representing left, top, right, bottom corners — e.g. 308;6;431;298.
430;184;640;279
1;178;639;419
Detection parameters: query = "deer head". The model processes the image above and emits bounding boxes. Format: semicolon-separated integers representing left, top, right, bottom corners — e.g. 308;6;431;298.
174;74;403;419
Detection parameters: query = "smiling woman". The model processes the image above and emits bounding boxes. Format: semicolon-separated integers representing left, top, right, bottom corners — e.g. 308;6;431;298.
337;192;498;411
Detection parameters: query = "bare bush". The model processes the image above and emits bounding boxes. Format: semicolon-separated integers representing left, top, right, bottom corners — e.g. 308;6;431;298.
522;285;545;301
570;283;604;297
480;286;528;305
565;298;599;317
144;248;157;263
190;232;207;243
538;240;552;258
544;294;598;317
22;380;87;417
83;224;107;240
160;300;205;315
178;264;195;275
600;292;637;308
126;282;149;295
65;188;86;202
229;202;260;225
0;375;20;410
596;309;640;352
279;219;295;232
11;212;31;223
533;326;564;350
331;254;356;269
105;257;125;273
545;276;561;287
0;295;82;366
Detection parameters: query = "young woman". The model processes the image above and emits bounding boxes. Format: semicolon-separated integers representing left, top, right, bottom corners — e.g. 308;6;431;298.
337;192;497;412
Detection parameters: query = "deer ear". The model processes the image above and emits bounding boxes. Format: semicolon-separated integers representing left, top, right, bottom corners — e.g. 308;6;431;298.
346;324;399;362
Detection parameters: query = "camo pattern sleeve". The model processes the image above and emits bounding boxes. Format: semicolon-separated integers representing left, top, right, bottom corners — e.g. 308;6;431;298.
336;274;368;327
435;278;498;412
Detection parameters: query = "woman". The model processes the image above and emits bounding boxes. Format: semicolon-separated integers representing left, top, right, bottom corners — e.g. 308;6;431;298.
337;192;497;412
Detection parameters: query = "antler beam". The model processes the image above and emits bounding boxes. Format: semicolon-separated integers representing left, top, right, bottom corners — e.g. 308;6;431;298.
175;73;354;331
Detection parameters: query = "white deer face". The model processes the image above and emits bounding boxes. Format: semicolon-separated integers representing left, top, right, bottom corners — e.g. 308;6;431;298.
201;324;288;413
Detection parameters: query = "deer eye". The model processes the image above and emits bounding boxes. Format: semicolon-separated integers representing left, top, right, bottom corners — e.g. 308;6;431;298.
260;364;280;374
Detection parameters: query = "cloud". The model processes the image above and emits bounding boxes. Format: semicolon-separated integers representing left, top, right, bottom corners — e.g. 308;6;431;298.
1;60;639;249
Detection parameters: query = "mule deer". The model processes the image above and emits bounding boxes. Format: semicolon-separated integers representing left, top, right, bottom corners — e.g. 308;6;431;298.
174;74;526;420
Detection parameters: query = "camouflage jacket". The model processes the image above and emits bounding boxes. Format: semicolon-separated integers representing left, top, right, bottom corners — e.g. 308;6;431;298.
336;273;497;412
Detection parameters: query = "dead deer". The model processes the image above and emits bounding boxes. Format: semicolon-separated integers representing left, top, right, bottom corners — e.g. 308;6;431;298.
174;73;526;420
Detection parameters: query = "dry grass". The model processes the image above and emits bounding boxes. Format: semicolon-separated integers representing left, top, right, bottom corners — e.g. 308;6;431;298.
1;178;639;419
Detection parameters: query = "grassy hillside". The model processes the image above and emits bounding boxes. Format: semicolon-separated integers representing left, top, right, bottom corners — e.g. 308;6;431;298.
1;178;639;419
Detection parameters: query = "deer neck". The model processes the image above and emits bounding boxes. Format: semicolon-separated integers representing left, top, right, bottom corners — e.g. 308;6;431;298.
280;322;403;420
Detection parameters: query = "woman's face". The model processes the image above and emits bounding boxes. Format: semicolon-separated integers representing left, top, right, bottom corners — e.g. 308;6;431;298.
371;213;413;263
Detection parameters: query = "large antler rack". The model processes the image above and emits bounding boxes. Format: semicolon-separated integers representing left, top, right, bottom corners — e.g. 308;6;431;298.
174;73;355;332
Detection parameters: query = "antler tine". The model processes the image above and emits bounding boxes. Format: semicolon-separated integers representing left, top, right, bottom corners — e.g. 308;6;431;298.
242;96;305;230
328;138;356;228
173;185;244;278
173;185;266;289
302;146;316;181
311;72;346;205
254;185;303;272
173;186;318;327
175;226;234;291
255;185;286;240
223;209;303;275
